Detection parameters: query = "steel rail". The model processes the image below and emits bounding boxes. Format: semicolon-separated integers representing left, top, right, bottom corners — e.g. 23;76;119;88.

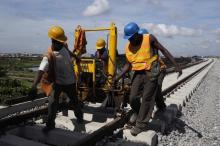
162;59;213;95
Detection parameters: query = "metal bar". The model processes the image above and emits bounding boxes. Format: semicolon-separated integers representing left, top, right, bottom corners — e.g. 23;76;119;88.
0;106;48;129
0;103;69;129
0;97;48;119
162;60;213;95
73;110;132;146
85;28;110;32
166;60;206;74
5;93;45;105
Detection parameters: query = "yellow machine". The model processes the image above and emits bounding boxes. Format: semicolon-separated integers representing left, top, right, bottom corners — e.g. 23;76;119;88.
74;23;129;108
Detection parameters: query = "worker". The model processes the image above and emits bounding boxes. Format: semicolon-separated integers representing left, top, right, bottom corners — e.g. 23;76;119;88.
95;38;108;74
138;28;167;112
138;28;149;34
29;26;83;132
114;22;182;136
95;38;108;62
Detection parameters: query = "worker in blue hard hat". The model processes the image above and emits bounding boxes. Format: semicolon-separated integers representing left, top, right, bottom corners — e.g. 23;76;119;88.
115;22;182;136
138;28;149;34
138;28;167;114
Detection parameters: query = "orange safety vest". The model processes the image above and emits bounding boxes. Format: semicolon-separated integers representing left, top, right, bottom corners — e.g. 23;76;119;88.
40;47;55;96
125;34;158;71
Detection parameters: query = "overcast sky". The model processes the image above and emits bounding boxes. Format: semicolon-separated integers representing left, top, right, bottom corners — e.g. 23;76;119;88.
0;0;220;56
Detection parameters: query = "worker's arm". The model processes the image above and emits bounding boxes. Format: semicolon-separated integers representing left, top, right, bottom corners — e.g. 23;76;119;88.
29;70;44;99
150;34;182;77
64;45;80;62
29;56;48;99
32;70;44;87
100;50;108;62
95;50;108;61
114;62;131;82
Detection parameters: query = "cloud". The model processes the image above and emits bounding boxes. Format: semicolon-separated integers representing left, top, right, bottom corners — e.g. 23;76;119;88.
141;23;202;38
124;0;162;5
83;0;110;17
216;39;220;44
212;28;220;35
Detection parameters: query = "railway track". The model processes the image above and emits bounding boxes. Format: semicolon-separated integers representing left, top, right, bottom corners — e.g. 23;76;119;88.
0;58;214;146
4;59;205;106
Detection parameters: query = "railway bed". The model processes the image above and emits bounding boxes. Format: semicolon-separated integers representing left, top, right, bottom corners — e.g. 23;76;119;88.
0;59;215;146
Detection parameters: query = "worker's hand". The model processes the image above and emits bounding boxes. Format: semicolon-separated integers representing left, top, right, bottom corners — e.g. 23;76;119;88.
110;77;117;91
175;67;182;79
28;85;37;100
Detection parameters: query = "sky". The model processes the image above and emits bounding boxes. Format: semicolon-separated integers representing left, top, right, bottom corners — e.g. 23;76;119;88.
0;0;220;56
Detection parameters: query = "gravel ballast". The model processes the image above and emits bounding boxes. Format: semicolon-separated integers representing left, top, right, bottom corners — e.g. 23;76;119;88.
158;59;220;146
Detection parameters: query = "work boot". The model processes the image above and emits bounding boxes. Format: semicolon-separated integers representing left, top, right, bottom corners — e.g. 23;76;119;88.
130;126;146;136
129;112;138;125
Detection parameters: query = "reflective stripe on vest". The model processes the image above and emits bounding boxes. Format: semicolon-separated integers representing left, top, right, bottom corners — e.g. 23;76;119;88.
125;34;158;71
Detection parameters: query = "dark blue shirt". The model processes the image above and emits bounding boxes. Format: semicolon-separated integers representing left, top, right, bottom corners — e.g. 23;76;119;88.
95;48;108;62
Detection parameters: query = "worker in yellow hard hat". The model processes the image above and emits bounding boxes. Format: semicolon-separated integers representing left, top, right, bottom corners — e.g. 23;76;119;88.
95;38;108;73
48;26;67;43
29;26;83;132
95;38;108;62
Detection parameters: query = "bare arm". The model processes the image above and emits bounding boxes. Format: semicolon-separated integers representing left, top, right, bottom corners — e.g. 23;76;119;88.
28;70;44;99
150;34;182;77
115;62;131;81
32;70;44;87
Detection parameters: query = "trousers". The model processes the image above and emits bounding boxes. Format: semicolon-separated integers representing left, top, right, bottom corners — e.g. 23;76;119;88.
155;69;166;109
46;83;82;127
129;70;158;127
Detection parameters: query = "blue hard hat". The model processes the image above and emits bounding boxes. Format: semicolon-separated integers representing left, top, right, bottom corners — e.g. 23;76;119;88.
124;22;140;39
138;28;149;34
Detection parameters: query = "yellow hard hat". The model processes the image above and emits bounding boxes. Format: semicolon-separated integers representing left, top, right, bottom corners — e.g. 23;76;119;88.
96;38;106;49
48;26;67;43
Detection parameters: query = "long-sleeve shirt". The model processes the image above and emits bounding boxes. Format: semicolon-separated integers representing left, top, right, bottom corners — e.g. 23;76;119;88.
94;48;108;62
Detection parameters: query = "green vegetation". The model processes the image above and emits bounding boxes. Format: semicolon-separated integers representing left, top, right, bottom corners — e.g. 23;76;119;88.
0;78;30;104
0;57;41;104
0;66;7;77
0;57;41;71
0;56;199;105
